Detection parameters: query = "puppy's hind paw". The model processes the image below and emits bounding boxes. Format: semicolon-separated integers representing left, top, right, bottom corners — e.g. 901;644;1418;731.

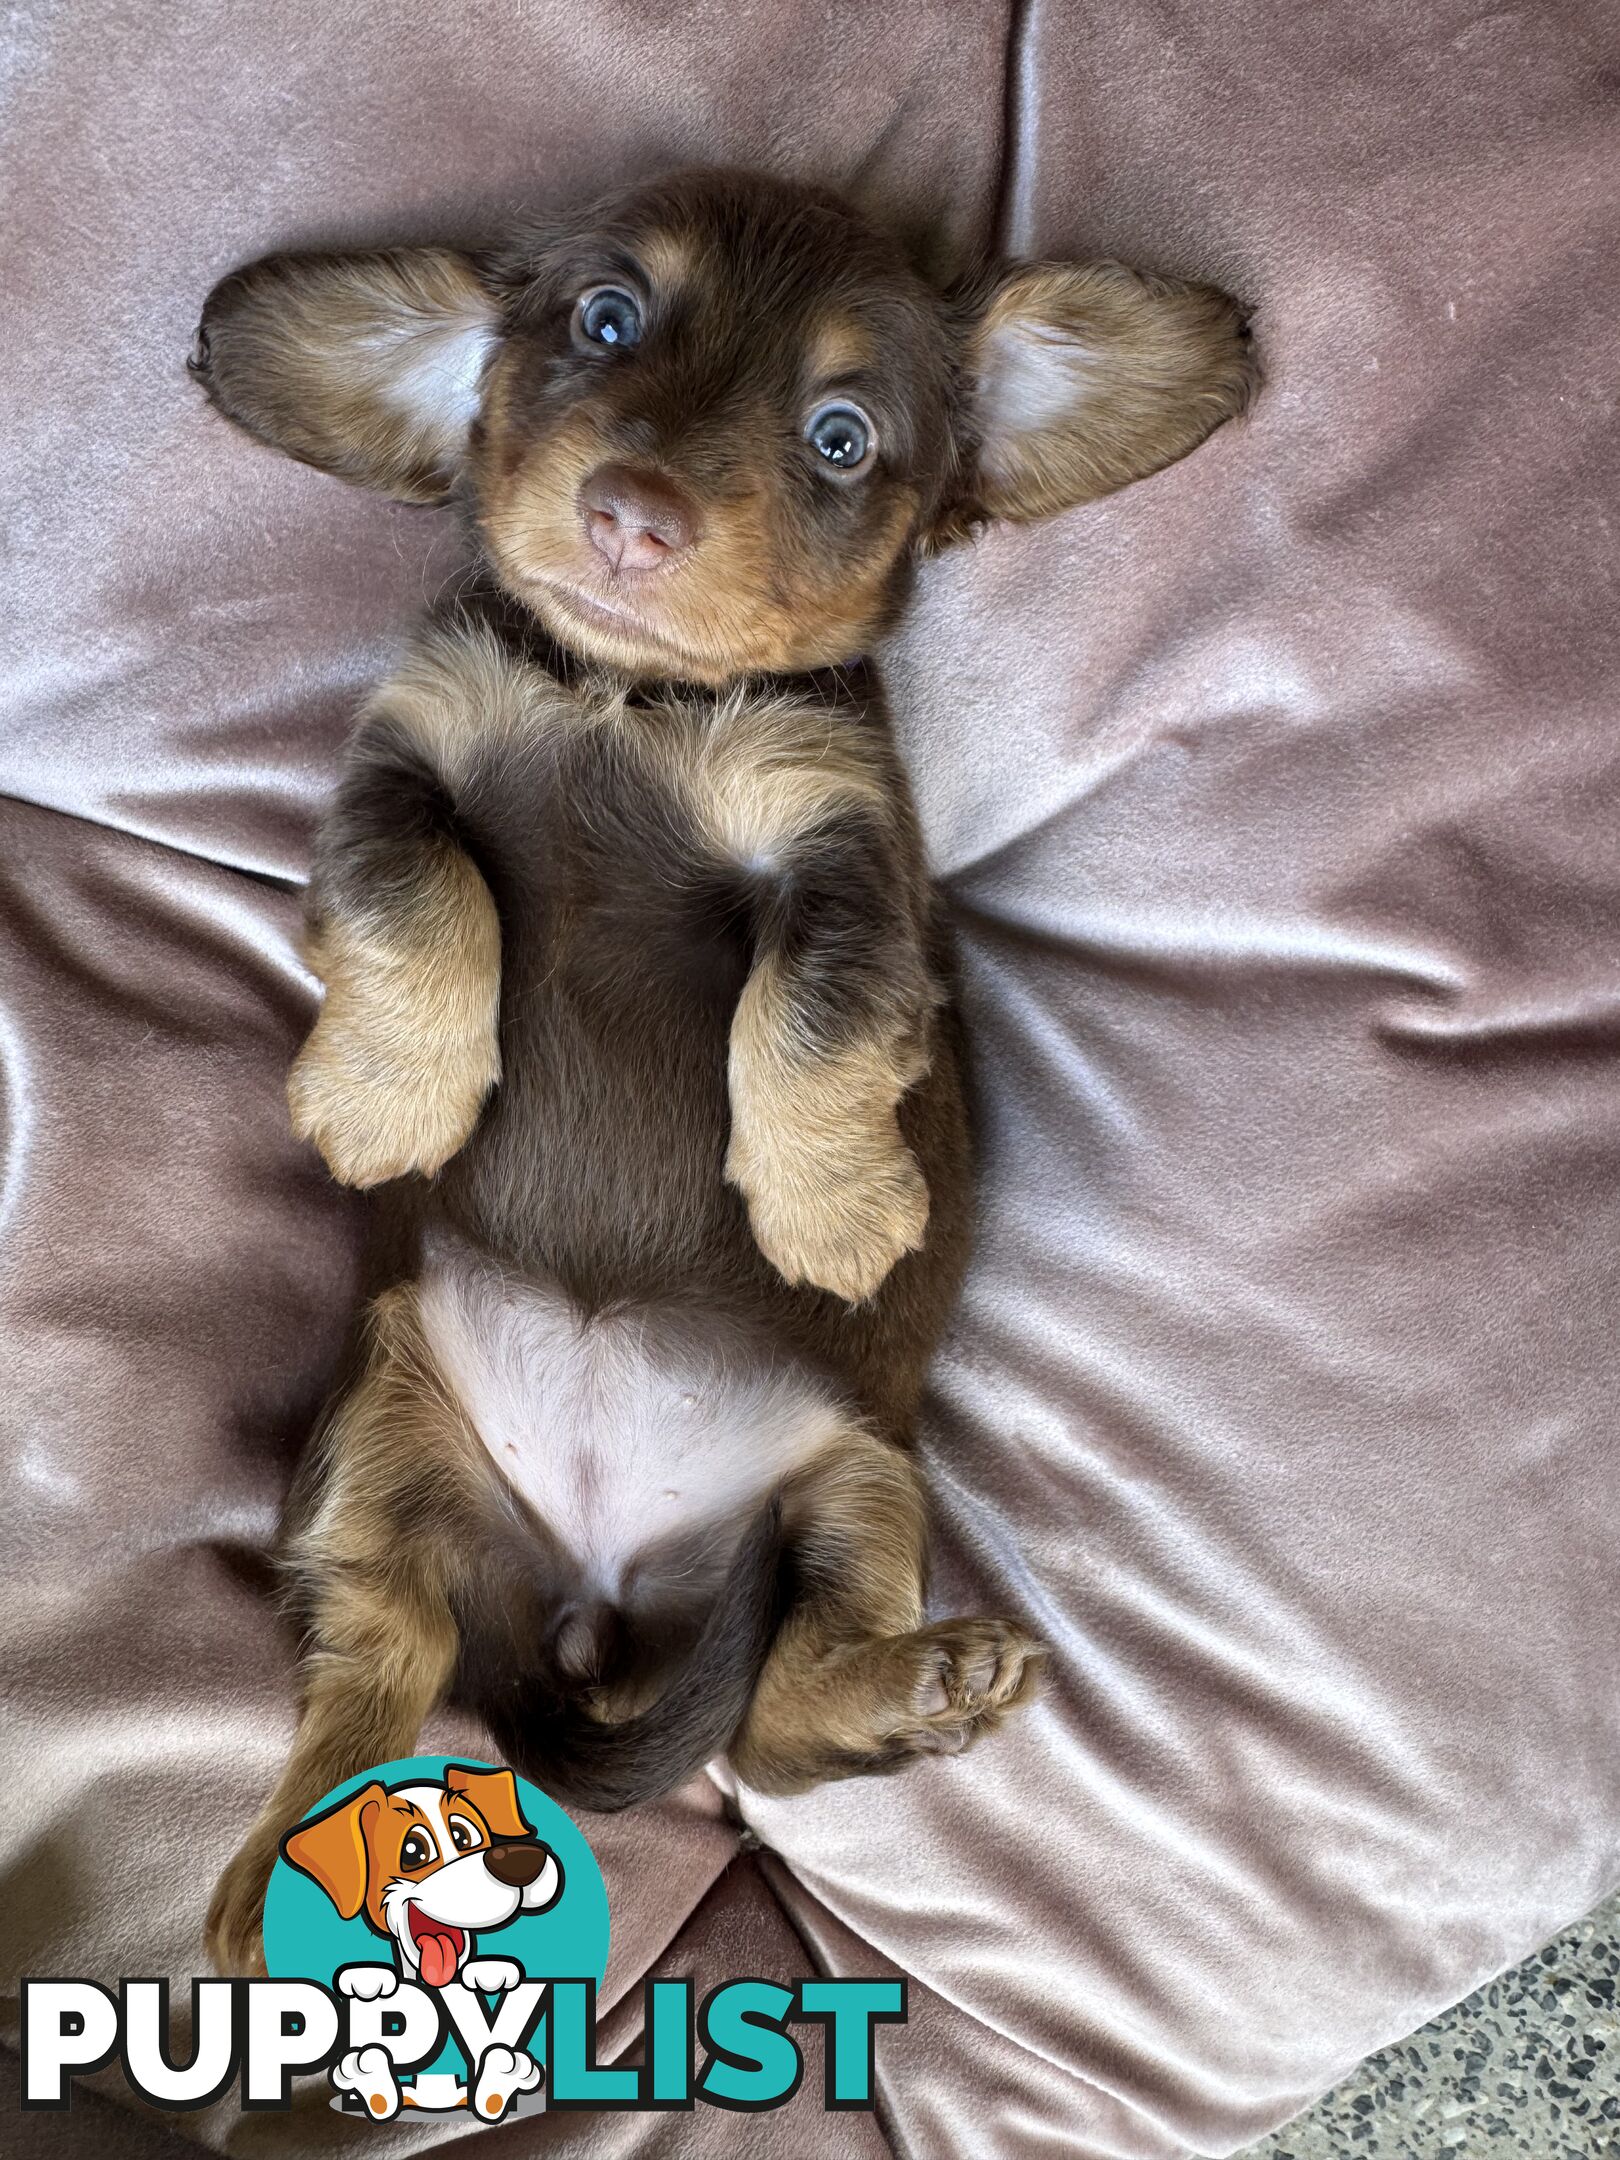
899;1617;1044;1756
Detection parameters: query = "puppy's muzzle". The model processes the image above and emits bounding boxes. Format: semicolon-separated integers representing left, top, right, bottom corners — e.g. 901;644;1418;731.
484;1839;552;1889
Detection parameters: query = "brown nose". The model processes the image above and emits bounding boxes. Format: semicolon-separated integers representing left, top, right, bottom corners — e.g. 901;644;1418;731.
580;462;696;574
485;1839;551;1889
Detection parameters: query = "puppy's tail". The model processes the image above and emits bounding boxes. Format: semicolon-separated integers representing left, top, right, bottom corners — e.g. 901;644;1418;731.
475;1498;788;1815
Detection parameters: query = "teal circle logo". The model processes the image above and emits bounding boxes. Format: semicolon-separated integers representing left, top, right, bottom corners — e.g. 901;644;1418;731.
262;1755;607;2120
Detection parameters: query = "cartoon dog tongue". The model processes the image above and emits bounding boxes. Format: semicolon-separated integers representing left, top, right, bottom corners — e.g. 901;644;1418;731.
409;1909;464;1988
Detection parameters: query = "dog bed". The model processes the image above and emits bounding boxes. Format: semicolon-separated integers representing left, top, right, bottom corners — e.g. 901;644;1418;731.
4;2;1618;2153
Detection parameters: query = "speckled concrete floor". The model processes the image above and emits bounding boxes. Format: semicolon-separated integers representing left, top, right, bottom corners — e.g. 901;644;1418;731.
1242;1893;1620;2158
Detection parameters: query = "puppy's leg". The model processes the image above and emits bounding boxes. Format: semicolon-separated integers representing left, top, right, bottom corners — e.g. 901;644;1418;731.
205;1574;455;1975
289;622;531;1186
729;1428;1041;1794
206;1292;464;1974
724;802;939;1304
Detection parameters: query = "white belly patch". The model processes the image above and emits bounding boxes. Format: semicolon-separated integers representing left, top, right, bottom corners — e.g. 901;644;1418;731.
417;1243;844;1601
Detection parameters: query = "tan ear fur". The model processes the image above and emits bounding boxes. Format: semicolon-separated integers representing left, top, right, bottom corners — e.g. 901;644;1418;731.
967;260;1254;521
194;249;498;502
280;1781;384;1919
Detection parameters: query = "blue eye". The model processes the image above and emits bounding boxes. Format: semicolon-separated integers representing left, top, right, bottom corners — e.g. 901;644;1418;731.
805;402;874;474
576;287;642;349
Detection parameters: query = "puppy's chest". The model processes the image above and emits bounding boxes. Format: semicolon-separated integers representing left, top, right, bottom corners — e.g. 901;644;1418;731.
462;707;758;994
465;683;883;952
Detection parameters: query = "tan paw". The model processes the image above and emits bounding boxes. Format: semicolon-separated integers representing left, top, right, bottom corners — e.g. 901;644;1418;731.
205;1834;275;1978
287;995;497;1188
888;1617;1043;1756
734;1615;1042;1795
730;1120;930;1304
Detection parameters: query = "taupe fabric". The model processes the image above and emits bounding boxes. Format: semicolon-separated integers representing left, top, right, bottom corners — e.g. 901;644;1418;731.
4;3;1619;2157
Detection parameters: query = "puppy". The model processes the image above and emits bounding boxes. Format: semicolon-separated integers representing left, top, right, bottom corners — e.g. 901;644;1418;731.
285;1763;558;2117
196;168;1253;1973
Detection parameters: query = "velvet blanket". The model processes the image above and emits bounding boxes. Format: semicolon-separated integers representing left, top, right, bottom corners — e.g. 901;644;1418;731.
4;2;1618;2153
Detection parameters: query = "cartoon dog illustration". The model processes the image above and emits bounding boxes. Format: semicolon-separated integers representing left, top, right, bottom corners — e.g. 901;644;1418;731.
282;1763;562;2119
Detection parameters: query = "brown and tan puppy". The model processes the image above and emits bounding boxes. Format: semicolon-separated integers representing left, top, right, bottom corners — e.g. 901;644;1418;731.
195;168;1253;1973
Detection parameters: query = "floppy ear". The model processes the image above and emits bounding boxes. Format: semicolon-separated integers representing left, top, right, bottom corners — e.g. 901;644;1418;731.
444;1764;533;1841
957;260;1254;525
192;248;500;502
280;1781;384;1920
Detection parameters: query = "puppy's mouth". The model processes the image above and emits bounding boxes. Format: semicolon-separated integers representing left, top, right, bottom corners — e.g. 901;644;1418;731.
405;1902;467;1988
525;573;705;666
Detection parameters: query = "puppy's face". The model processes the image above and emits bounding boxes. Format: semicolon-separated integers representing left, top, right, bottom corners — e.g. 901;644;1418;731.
196;169;1253;684
470;174;956;680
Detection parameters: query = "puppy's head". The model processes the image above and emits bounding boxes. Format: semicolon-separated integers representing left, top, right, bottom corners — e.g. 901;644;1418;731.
282;1765;562;1986
196;168;1253;683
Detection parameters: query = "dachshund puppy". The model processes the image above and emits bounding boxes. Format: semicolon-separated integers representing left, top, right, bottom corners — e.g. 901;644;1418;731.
196;168;1252;1972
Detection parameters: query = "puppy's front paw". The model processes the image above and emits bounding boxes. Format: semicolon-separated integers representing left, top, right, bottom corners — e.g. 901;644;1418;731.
337;1964;400;2002
288;992;496;1188
461;1957;522;1994
730;1117;929;1304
